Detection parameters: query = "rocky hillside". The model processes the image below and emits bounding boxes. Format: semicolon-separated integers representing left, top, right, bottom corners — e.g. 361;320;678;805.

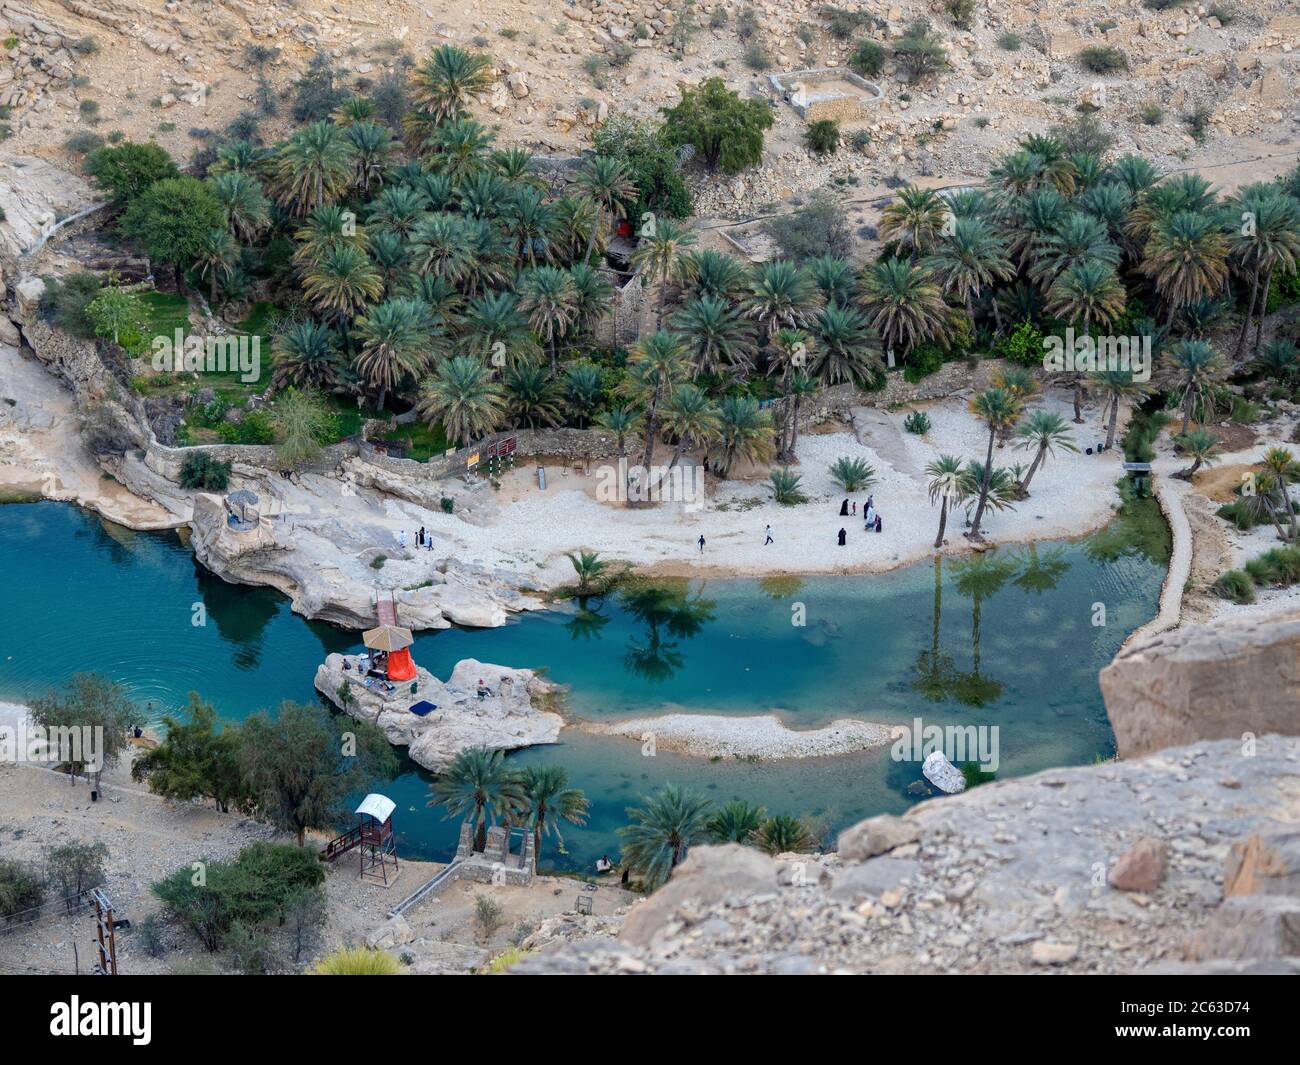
515;609;1300;974
1;1;1296;233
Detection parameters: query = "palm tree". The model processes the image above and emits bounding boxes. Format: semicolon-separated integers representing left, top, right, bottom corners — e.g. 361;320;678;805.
428;746;524;853
365;184;429;239
302;243;383;324
1255;337;1298;381
627;330;688;478
501;185;555;265
811;303;879;386
270;120;356;217
658;383;721;471
367;229;408;295
1141;210;1229;325
505;363;565;429
343;121;394;194
594;406;643;463
410;213;473;285
858;258;950;361
193;227;238;305
709;395;774;476
1013;410;1078;494
517;765;589;860
925;454;967;548
706;800;766;844
566;550;613;597
743;260;820;341
330;95;377;125
968;388;1022;538
673;295;757;377
1172;428;1221;480
568;264;616;341
353;298;435;412
562;363;603;426
686;248;750;302
208;171;270;244
1090;368;1151;450
417;355;506;445
631;218;697;330
617;784;713;890
1045;259;1127;421
751;815;816;856
271;319;342;393
574;154;636;262
779;369;819;464
411;43;493;123
517;266;579;373
924;216;1014;324
829;456;878;492
292;204;366;272
1259;447;1300;542
1028;212;1119;291
1164;339;1227;435
548;194;602;264
1228;184;1300;361
880;184;948;254
424;117;495;182
806;254;858;307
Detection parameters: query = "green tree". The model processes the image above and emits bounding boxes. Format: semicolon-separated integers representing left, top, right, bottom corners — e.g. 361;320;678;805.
29;673;136;789
411;44;493;123
270;387;335;468
239;701;396;846
1013;410;1078;493
132;694;251;813
85;141;178;204
417;355;506;445
85;286;147;349
705;800;766;843
659;77;774;174
1173;428;1221;480
121;176;224;292
353;297;434;411
925;454;967;548
967;388;1022;538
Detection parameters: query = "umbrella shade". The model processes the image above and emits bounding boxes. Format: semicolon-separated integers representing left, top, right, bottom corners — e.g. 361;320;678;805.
363;625;414;652
227;489;260;505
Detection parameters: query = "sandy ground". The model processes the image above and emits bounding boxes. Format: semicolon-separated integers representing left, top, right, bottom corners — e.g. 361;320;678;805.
579;712;896;759
0;343;175;529
420;383;1126;589
0;733;631;975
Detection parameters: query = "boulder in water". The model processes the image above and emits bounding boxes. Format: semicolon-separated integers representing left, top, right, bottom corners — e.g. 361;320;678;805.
922;750;966;794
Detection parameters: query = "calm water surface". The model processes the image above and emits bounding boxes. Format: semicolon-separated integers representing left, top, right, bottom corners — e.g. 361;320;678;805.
0;501;1166;871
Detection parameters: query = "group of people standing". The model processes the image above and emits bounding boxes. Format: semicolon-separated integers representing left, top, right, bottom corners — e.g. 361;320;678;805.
837;494;882;546
397;527;436;551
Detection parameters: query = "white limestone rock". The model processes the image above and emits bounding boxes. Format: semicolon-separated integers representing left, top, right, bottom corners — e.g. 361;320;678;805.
922;750;966;794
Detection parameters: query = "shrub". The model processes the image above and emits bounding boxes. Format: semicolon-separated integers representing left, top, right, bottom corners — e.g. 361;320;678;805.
40;271;103;337
137;913;167;958
769;468;807;505
904;410;932;434
893;27;948;82
736;6;759;40
850;39;885;77
944;0;975;30
1212;569;1255;604
0;860;45;920
1143;0;1191;8
179;451;233;491
805;118;840;156
440;496;455;513
765;191;852;260
904;342;945;381
488;946;528;973
79;99;101;124
742;41;772;70
292;50;349;122
1185;104;1212;143
828;456;877;491
592;115;693;221
821;5;869;39
45;842;107;902
660;77;774;174
995;320;1046;367
64;131;105;156
1079;46;1127;74
997;32;1021;51
850;128;872;152
1138;101;1165;126
313;946;401;975
475;895;505;937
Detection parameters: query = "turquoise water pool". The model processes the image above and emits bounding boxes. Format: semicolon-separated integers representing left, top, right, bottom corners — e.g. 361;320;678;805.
0;501;1166;872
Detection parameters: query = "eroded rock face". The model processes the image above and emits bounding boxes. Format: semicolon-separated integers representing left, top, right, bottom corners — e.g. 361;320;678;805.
314;652;564;771
512;736;1300;975
1099;609;1300;758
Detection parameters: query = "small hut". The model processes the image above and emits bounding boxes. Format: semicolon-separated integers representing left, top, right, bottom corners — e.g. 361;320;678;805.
320;793;399;885
361;624;417;682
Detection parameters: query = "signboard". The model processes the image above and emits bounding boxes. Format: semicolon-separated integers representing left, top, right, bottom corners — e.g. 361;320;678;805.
1122;462;1152;472
466;452;480;468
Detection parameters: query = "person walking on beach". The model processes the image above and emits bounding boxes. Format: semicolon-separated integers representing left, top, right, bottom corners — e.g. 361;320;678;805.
864;499;875;528
398;529;407;549
839;498;849;516
764;525;773;545
837;528;847;546
851;500;857;517
875;514;883;533
698;534;706;553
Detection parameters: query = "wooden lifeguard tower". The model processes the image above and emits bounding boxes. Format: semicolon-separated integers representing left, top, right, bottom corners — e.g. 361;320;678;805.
319;793;400;886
